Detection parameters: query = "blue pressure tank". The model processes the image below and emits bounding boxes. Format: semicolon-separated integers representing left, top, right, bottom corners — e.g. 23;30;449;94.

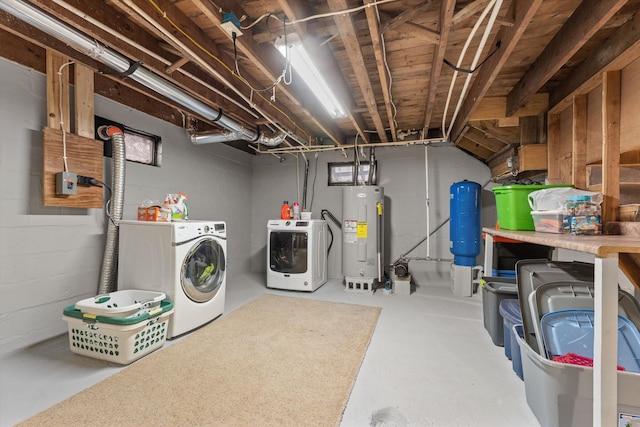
450;180;481;266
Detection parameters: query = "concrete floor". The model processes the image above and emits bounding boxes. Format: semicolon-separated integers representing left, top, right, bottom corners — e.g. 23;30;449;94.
0;272;540;427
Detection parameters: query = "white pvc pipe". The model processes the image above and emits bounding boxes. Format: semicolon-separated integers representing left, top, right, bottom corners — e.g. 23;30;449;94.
446;0;504;140
425;146;430;259
441;0;497;138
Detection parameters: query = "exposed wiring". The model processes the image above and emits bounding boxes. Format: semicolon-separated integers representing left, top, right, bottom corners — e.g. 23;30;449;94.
443;41;501;74
144;0;310;142
242;0;401;29
57;61;74;172
380;33;398;131
441;0;498;138
374;3;398;132
446;0;503;140
231;32;286;97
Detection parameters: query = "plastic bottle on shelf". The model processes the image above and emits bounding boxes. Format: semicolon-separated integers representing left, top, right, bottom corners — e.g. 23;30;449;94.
281;201;291;220
293;202;300;220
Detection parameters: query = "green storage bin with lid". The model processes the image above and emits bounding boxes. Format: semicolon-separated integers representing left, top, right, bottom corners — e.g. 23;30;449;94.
492;184;571;231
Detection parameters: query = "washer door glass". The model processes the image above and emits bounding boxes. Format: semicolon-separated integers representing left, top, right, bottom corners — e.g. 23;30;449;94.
181;238;225;303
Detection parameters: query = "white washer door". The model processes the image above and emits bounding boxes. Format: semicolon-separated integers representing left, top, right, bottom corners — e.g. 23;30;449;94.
180;237;225;302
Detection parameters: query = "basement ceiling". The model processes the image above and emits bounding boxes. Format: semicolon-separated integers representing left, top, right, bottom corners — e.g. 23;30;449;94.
1;0;639;161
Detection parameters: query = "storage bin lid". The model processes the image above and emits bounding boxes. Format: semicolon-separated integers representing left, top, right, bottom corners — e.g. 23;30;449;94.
492;184;570;193
540;309;640;373
499;299;522;322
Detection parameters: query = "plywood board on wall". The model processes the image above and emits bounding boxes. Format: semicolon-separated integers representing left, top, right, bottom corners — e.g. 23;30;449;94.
43;127;103;208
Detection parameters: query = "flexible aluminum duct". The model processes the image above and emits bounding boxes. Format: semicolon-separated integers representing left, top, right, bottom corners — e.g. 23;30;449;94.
97;126;125;294
0;0;287;145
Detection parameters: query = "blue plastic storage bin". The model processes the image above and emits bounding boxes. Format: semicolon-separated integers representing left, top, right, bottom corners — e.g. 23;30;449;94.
499;299;522;360
492;268;517;278
512;324;524;380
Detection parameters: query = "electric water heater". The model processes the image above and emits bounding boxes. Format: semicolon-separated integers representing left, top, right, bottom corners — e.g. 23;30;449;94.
342;185;384;292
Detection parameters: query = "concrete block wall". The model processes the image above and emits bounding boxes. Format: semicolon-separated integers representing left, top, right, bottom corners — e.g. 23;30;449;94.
250;145;493;284
0;58;253;356
0;56;494;356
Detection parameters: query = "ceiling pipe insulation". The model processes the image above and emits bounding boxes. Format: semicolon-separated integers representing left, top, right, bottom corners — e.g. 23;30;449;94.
0;0;290;146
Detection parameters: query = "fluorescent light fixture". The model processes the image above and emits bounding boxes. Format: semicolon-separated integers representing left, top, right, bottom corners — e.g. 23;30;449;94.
275;33;347;118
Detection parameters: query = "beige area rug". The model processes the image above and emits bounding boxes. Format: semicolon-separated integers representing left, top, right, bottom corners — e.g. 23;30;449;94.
19;294;381;427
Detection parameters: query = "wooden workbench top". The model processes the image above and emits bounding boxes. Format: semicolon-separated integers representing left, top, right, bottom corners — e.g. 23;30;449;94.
483;226;640;257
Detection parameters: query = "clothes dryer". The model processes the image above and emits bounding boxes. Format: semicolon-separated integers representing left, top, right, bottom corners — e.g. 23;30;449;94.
267;219;328;291
117;220;226;338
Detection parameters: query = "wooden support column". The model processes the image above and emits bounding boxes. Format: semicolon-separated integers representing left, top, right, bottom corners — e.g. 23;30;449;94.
46;50;70;132
547;113;562;183
572;94;588;189
74;62;94;138
602;71;621;221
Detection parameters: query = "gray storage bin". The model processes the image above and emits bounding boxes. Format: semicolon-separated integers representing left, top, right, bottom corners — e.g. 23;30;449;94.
516;260;595;354
482;281;518;346
515;330;640;427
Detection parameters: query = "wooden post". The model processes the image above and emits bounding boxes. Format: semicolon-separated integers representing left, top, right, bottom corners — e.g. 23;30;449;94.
572;94;588;189
547;113;561;183
74;62;95;138
602;71;621;221
46;50;70;132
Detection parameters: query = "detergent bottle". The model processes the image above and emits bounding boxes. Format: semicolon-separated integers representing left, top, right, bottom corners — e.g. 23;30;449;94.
293;202;300;220
281;201;291;220
176;192;188;220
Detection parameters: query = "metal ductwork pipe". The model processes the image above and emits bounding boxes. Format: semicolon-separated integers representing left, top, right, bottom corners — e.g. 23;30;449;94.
191;130;288;147
97;126;126;294
0;0;287;145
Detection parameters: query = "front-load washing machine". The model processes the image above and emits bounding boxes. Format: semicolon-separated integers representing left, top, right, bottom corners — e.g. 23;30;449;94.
117;220;226;338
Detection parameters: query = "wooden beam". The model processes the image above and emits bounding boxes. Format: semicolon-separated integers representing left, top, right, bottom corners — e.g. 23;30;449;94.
449;0;543;143
549;10;640;114
190;0;347;144
451;0;492;27
506;0;627;116
275;0;358;144
470;93;548;121
364;0;397;141
328;0;388;143
380;0;436;33
165;57;189;75
457;136;494;160
471;120;519;145
465;126;507;153
422;0;455;136
602;71;621;221
112;0;315;144
572;95;587;189
22;0;258;125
